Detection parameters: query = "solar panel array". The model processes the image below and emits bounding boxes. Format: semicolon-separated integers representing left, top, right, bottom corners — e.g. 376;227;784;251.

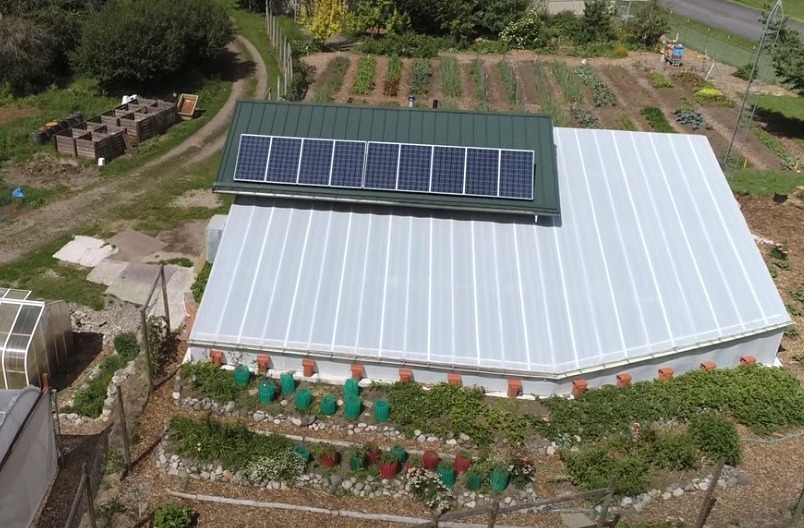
233;134;535;200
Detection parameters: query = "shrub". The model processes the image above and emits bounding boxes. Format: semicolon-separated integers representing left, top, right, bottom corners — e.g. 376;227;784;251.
637;428;698;471
284;62;313;101
409;59;432;95
689;413;742;465
694;87;734;107
63;352;134;418
561;445;650;495
0;16;55;94
313;56;350;102
114;333;140;363
384;56;402;96
404;467;453;512
575;65;616;106
73;0;234;89
191;263;211;304
244;451;307;484
170;415;291;470
352;55;377;95
649;72;673;88
641;107;675;133
500;10;551;50
181;361;243;403
358;33;451;58
153;504;193;528
734;64;757;81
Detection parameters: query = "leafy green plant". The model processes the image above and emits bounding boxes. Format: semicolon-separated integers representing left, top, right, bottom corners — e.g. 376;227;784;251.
470;59;487;111
409;58;432;95
561;444;650;495
575;65;616;106
787;304;803;317
383;55;402;96
734;64;757;82
694;87;734;107
191;262;211;304
352;55;376;95
244;451;306;483
571;107;600;128
793;286;804;303
618;117;637;131
649;71;673;88
498;60;517;105
541;365;804;439
641;107;675;133
786;325;800;338
751;125;798;169
153;504;193;528
170;415;291;471
677;71;710;90
440;57;463;98
358;33;452;58
181;361;244;402
534;63;566;126
114;333;140;362
551;62;583;104
771;245;789;261
674;108;706;130
689;412;741;465
313;56;350;102
404;466;453;511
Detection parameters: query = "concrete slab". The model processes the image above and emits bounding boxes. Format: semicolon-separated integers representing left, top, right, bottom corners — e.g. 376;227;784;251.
560;512;596;528
86;260;129;286
105;263;177;305
53;236;117;268
107;230;167;263
148;266;196;332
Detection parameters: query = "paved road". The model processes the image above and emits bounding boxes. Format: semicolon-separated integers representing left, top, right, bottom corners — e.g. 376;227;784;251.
660;0;804;40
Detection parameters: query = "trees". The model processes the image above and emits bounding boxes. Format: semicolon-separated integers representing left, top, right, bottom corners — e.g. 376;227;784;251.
72;0;233;89
0;16;54;93
299;0;348;40
770;24;804;95
624;0;670;49
348;0;409;36
577;0;616;44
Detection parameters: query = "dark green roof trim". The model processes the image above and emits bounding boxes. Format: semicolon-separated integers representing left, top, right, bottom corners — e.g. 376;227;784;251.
214;101;560;216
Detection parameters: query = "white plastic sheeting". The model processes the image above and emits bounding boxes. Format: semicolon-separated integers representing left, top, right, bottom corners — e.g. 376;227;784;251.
191;129;790;375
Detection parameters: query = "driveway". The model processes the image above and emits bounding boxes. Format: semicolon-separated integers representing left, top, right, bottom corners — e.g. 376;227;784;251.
660;0;804;41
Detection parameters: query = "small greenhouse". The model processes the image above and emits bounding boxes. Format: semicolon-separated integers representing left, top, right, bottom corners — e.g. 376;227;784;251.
0;289;73;390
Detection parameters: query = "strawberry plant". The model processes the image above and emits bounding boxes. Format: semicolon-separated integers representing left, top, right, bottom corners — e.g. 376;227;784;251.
352;55;376;95
409;58;431;95
575;64;616;106
383;56;402;96
440;57;462;98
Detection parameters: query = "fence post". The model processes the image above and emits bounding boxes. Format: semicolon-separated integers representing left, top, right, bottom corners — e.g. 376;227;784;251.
693;458;725;528
432;511;442;527
116;387;132;472
596;479;615;528
159;264;170;332
83;463;97;528
487;501;499;528
790;484;804;528
140;309;153;390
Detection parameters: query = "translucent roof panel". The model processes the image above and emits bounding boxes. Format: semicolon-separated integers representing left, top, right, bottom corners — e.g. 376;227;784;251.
1;289;31;300
192;129;791;375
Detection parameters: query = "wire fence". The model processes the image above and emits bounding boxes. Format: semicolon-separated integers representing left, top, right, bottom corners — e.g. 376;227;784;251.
266;10;295;99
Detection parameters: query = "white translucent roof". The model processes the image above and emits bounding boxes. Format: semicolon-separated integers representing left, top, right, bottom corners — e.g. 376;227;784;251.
191;129;790;375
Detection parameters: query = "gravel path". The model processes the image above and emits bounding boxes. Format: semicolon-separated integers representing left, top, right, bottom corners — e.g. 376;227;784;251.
0;34;268;266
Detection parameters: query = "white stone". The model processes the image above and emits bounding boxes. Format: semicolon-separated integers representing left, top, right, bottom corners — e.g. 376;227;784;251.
446;439;457;446
466;501;476;508
673;488;684;498
172;392;181;400
358;423;367;429
546;446;556;456
414;429;422;437
621;497;632;507
662;492;672;500
342;480;354;490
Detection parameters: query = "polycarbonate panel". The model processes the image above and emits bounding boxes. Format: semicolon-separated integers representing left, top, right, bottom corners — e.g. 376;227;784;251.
192;129;790;374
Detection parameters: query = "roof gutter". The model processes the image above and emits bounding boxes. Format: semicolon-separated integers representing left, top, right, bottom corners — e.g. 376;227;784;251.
189;320;791;381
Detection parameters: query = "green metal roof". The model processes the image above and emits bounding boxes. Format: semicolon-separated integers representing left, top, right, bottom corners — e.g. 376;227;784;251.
214;101;560;216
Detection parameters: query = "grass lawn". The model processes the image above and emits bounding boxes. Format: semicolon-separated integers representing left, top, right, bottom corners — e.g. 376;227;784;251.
728;169;804;194
726;0;804;22
750;94;804;153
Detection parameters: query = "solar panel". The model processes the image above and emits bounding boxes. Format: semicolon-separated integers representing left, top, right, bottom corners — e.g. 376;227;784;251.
465;148;500;197
265;137;302;183
397;144;431;192
298;139;334;185
330;141;366;187
232;134;535;202
431;147;465;194
234;135;270;181
365;143;399;190
499;150;534;199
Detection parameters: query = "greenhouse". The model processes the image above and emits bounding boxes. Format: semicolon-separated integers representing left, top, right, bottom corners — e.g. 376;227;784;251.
0;289;73;390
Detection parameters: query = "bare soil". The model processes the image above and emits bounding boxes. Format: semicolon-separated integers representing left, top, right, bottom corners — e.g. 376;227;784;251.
337;55;358;102
2;153;96;191
171;188;221;209
514;61;540;112
0;105;37;125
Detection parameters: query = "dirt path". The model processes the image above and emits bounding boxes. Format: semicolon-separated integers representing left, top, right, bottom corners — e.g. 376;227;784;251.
0;34;268;266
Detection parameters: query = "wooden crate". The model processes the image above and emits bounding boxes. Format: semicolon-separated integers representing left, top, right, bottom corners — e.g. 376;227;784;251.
55;126;90;157
119;111;148;144
114;108;133;117
156;101;178;127
100;114;119;127
133;110;154;141
135;97;158;106
75;130;112;160
105;125;128;159
86;119;106;131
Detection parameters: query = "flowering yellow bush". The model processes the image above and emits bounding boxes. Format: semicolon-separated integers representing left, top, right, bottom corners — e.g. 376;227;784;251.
299;0;348;41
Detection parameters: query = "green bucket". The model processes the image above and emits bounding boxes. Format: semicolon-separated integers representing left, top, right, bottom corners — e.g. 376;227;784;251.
258;379;275;403
349;453;365;471
280;372;296;395
390;445;408;464
343;378;360;398
466;472;482;491
437;467;456;487
320;395;337;416
295;388;313;411
344;396;362;420
490;468;510;492
233;364;251;387
373;400;390;422
292;444;311;462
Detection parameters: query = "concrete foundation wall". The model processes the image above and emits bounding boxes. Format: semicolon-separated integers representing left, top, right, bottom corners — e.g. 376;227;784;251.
188;329;783;396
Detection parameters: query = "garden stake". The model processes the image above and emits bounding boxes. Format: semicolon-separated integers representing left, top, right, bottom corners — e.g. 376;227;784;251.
83;462;97;528
487;501;499;528
596;478;615;528
117;387;132;472
789;484;804;527
159;264;170;331
694;458;725;528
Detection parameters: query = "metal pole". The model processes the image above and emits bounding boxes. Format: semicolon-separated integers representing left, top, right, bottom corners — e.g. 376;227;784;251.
64;471;87;528
693;458;725;528
596;479;616;528
790;485;804;527
140;309;153;390
51;389;64;464
159;264;170;332
116;387;132;471
487;502;499;528
83;463;97;528
723;0;782;167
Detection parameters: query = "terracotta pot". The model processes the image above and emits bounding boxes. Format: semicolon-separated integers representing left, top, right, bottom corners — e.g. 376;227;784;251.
422;450;440;471
351;363;364;380
302;358;316;377
367;448;382;465
210;350;223;367
454;453;472;474
379;461;399;479
256;354;270;374
320;452;340;468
